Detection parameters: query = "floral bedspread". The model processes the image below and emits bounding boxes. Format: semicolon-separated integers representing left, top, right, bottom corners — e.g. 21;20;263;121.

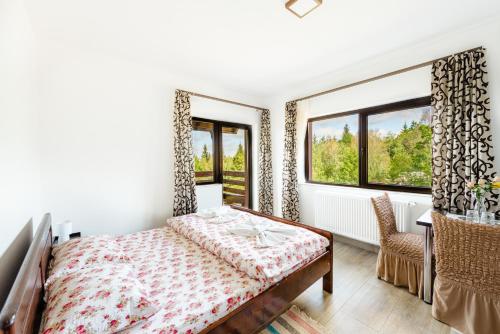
43;227;269;334
41;264;159;334
42;209;329;334
165;209;329;283
117;227;269;333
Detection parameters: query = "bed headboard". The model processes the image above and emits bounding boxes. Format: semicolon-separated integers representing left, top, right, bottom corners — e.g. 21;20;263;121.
0;214;52;334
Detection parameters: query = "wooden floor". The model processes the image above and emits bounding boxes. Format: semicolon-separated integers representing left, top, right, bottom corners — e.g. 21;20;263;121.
292;241;453;334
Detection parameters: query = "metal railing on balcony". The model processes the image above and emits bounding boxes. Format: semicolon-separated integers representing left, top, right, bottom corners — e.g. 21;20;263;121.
194;170;248;207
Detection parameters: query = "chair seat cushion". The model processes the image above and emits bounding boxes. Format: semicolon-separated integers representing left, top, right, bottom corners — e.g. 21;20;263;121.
386;232;424;263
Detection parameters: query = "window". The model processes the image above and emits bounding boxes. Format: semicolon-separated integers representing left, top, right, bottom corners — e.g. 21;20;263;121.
192;118;252;207
310;114;359;185
367;106;432;188
193;120;215;182
306;97;431;193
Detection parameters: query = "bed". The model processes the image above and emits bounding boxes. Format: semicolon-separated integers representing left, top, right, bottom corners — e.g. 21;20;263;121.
0;206;333;334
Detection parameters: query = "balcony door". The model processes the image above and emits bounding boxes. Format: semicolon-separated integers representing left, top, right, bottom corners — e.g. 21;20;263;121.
192;118;252;208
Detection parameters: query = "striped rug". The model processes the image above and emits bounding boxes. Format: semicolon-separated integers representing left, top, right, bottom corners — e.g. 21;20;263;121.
262;306;327;334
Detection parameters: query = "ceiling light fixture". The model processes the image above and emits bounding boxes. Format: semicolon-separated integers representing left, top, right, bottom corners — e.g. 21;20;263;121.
286;0;322;18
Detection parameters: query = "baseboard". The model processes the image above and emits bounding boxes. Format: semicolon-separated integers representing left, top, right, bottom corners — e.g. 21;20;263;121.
332;233;379;253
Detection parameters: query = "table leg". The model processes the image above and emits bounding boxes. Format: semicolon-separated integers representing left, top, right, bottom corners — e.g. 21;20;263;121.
423;226;433;304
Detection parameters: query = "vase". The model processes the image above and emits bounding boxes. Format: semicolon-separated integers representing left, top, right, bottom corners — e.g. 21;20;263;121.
473;192;485;223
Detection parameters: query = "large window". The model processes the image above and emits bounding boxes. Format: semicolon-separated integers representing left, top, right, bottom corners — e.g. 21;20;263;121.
306;97;431;193
192;118;252;207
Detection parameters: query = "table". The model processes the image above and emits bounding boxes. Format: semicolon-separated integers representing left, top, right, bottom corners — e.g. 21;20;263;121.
416;209;434;304
416;209;500;304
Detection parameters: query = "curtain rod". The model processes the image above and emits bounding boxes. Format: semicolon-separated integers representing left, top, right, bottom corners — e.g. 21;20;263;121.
184;91;267;111
295;46;484;102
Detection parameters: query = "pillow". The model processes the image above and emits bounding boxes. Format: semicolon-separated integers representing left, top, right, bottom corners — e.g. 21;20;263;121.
41;264;158;334
48;236;131;282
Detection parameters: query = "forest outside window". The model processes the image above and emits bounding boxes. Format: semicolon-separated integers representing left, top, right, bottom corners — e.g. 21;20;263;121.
192;118;252;207
193;120;215;183
306;97;432;193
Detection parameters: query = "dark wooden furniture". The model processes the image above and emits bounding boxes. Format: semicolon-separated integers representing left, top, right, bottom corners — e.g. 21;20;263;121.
53;232;81;245
69;232;81;239
0;214;52;334
201;206;333;334
0;208;333;334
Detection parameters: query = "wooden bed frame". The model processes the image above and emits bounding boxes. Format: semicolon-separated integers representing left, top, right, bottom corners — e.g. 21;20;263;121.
0;207;333;334
0;214;52;334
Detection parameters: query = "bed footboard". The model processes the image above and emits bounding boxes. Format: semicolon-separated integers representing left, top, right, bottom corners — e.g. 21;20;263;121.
199;206;334;333
230;206;334;293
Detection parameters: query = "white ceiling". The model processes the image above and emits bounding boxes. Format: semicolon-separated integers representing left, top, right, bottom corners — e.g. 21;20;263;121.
25;0;500;97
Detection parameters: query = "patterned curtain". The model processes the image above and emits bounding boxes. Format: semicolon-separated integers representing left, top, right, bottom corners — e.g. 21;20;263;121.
173;89;198;216
258;109;274;215
282;101;300;221
431;48;498;214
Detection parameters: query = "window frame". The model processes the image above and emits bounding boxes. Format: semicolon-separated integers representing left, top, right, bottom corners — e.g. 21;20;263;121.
305;96;432;194
192;119;218;184
192;117;253;208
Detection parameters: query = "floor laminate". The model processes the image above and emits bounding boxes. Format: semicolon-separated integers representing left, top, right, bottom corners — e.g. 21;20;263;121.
292;241;454;334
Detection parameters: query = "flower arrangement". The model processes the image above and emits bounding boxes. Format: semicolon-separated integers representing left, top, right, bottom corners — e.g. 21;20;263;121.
466;176;500;196
466;176;500;222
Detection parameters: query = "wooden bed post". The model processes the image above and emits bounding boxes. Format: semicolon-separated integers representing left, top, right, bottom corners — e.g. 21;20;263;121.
323;232;334;293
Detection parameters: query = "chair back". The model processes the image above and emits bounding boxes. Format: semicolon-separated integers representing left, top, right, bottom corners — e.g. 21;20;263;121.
432;212;500;295
371;193;398;247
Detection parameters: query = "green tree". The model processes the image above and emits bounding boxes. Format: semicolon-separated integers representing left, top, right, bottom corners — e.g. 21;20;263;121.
201;144;210;162
311;120;431;188
232;143;245;171
367;130;390;182
311;124;359;185
194;145;214;182
339;124;353;144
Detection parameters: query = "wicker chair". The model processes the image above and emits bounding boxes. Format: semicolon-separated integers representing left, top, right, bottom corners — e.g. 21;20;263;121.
431;212;500;334
371;193;424;297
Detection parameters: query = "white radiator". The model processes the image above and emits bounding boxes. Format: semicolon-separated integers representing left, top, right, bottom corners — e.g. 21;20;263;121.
314;191;414;245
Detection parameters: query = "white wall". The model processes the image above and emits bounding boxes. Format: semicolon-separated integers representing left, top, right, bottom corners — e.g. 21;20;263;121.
37;42;264;237
0;0;41;307
267;18;500;234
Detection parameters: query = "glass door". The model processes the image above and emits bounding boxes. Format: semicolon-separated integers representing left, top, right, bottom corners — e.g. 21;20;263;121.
192;118;252;208
192;120;215;183
221;125;250;207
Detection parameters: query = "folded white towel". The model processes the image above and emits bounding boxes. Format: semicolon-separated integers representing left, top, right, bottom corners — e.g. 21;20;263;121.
196;209;218;219
227;217;297;247
197;206;237;218
207;215;236;224
197;206;245;224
